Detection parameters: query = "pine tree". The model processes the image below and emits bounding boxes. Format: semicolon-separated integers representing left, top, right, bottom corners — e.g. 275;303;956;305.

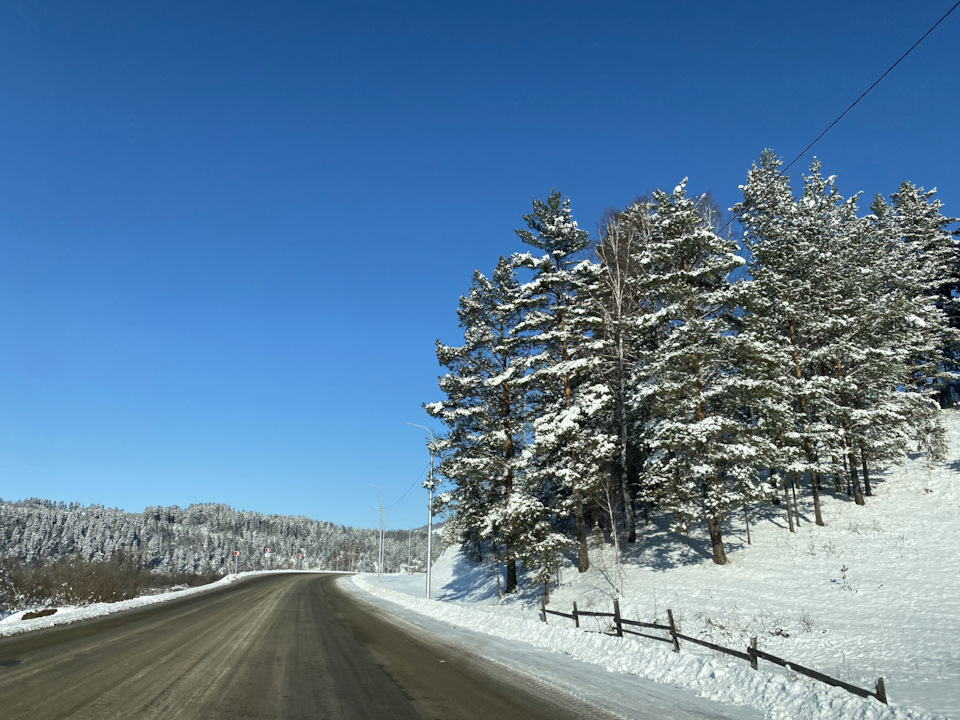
631;180;764;565
426;258;530;592
514;190;612;573
794;162;877;505
737;155;954;512
796;164;954;502
869;183;958;457
735;151;838;522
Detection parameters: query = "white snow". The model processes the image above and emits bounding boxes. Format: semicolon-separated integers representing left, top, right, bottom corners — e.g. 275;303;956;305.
4;411;958;719
346;409;960;720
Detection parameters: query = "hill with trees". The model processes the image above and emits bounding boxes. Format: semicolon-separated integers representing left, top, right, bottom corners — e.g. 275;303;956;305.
427;151;959;596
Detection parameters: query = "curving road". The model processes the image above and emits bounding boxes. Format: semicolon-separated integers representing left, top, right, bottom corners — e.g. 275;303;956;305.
0;573;624;720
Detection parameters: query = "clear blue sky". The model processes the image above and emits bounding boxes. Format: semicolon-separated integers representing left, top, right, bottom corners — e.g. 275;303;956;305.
1;1;957;530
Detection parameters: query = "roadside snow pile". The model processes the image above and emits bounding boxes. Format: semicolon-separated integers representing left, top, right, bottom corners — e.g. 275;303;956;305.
354;572;942;720
349;409;960;720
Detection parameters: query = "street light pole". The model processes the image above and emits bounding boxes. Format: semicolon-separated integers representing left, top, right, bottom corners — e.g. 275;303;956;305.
408;422;435;599
371;484;383;583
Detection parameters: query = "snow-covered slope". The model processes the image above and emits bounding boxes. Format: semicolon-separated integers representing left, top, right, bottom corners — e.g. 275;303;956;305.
3;412;955;719
349;409;960;720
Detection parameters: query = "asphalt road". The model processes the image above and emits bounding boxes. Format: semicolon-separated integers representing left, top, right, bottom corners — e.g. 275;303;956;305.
0;574;622;720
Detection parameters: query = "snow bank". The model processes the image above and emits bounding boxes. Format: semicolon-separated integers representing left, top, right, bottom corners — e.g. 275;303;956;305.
346;410;960;720
351;571;944;720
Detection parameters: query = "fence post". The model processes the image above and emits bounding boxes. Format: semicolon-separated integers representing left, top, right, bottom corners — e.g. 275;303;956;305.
541;595;547;623
572;601;580;629
748;636;758;670
667;609;680;653
875;678;887;705
613;599;623;637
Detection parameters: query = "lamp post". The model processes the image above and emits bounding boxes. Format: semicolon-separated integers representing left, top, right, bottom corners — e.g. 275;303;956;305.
371;484;384;582
408;422;435;599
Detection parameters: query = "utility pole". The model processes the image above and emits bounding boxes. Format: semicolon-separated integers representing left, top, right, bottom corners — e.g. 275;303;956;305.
371;484;383;582
408;422;436;599
426;443;434;598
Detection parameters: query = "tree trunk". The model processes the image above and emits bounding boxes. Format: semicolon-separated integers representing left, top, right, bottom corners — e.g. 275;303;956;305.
848;450;866;505
560;307;589;572
791;319;822;526
502;383;518;592
618;334;638;544
800;423;824;524
791;475;801;527
620;478;637;543
707;516;727;565
782;472;795;532
620;453;638;543
744;506;751;545
506;559;518;594
811;471;825;526
574;486;590;572
860;448;873;497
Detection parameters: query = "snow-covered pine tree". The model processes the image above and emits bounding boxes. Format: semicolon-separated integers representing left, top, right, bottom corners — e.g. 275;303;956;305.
739;155;954;511
736;155;876;515
794;164;953;504
513;190;614;573
735;151;841;523
425;257;532;592
869;183;958;458
885;183;960;353
804;166;889;505
632;180;764;565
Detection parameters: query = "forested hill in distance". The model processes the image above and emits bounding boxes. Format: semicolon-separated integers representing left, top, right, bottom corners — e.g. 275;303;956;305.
0;500;437;575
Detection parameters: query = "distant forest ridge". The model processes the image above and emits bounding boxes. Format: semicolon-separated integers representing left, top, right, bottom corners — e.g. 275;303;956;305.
0;498;439;574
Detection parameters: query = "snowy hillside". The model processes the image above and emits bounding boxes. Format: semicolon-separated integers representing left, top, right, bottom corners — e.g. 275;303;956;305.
3;418;955;720
351;409;960;720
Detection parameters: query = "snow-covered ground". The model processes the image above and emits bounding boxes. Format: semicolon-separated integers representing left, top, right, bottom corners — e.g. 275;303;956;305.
3;415;956;719
347;410;960;720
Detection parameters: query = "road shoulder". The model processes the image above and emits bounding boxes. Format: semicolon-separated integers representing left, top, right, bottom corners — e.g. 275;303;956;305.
338;575;759;720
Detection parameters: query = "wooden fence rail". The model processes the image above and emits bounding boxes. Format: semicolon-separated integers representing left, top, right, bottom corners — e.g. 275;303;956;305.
540;597;887;705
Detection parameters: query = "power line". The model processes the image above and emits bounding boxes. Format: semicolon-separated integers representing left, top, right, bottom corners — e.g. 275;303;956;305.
719;1;959;239
780;0;960;177
384;460;430;510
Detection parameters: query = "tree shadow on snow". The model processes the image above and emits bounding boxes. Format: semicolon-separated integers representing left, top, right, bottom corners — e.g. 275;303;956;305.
621;514;715;571
433;550;507;603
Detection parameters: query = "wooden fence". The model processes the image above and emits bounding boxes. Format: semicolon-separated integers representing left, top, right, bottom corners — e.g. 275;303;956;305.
540;597;887;705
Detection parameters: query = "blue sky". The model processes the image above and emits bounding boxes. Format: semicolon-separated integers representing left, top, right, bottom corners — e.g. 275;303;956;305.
1;1;957;530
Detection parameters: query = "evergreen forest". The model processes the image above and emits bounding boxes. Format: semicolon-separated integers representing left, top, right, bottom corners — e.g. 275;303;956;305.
426;151;960;595
1;498;434;577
